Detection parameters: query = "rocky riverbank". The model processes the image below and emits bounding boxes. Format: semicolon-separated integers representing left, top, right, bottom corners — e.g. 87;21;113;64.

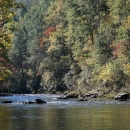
0;93;12;96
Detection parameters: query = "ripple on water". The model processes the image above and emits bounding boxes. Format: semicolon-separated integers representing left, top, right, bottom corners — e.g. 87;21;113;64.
0;94;130;130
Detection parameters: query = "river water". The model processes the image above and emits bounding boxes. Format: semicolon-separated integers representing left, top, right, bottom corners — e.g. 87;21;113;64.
0;94;130;130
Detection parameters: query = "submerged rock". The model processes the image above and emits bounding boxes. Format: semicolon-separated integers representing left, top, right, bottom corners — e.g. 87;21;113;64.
2;101;12;103
115;93;129;101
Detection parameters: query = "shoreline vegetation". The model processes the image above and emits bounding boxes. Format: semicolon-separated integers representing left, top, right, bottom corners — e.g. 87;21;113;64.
1;0;130;96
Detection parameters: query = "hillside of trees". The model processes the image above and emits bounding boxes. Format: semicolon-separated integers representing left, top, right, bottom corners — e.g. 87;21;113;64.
1;0;130;96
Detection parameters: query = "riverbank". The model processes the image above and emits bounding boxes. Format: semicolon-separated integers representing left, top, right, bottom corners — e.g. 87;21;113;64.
57;86;130;100
0;93;13;97
1;84;130;101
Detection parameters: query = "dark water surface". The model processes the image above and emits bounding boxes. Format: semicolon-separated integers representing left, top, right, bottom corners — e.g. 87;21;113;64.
0;94;130;130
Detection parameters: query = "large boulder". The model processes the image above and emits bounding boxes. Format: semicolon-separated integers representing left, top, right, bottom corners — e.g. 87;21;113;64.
115;93;129;101
35;99;47;104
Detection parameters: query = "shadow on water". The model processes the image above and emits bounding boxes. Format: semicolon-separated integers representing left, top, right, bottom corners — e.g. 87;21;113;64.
0;94;130;130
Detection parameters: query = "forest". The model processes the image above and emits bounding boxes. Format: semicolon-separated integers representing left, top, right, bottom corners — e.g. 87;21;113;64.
1;0;130;96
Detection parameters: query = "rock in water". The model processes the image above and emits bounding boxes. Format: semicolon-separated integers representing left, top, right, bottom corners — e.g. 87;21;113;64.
2;101;12;103
115;93;129;101
23;101;35;104
35;99;47;104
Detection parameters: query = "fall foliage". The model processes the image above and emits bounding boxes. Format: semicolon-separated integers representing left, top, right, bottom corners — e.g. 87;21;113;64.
1;0;130;94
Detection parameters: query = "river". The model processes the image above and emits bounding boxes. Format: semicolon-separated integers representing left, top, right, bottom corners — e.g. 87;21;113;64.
0;94;130;130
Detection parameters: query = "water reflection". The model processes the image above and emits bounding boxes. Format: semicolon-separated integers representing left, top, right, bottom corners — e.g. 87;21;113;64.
0;95;130;130
0;106;12;130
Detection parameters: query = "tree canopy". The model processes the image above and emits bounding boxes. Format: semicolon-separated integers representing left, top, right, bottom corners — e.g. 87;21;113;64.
1;0;130;95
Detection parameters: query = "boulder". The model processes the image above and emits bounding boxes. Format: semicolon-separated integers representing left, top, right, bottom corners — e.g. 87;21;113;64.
35;99;47;104
2;101;12;103
21;99;47;104
115;93;129;101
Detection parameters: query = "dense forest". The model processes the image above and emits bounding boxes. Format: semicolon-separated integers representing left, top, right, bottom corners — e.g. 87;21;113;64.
1;0;130;96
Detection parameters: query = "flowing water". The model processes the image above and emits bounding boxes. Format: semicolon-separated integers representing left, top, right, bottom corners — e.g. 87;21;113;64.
0;94;130;130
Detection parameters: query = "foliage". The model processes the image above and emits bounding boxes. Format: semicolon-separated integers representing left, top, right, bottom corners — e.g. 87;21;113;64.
2;0;130;94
